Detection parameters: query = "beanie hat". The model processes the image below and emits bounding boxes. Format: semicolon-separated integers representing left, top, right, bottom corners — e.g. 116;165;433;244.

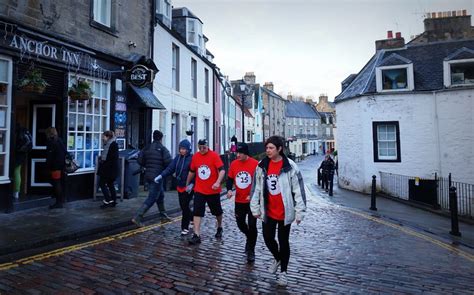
237;142;249;155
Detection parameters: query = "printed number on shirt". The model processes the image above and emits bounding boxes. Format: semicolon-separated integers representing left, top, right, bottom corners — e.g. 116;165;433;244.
236;171;252;189
266;174;281;195
198;165;211;180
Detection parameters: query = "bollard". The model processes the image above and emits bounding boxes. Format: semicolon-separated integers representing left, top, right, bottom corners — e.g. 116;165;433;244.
449;186;461;237
370;175;377;211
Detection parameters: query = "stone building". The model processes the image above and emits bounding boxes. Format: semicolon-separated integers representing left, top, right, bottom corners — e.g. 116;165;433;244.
261;82;286;139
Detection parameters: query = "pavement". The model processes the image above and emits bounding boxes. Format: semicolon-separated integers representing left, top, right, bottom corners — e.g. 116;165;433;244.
0;156;473;293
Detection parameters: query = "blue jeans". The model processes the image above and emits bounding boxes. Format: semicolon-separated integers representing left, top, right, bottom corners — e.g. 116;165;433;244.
143;180;165;210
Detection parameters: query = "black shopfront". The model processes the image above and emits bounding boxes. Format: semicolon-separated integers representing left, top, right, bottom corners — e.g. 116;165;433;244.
0;21;161;212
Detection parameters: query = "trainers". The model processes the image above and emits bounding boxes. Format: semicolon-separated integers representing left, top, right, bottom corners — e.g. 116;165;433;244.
268;259;281;274
181;229;189;236
215;227;223;239
277;272;288;286
131;218;144;227
189;234;201;245
160;213;172;223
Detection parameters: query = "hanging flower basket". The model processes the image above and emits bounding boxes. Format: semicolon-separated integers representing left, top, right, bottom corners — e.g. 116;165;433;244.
186;130;194;136
68;79;92;101
18;68;49;94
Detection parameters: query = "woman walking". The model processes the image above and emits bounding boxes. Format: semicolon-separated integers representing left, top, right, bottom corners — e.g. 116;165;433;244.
250;136;307;286
97;130;119;209
45;127;67;209
154;139;194;235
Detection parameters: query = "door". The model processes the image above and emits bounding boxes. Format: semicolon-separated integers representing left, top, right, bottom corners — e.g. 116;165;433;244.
29;104;56;194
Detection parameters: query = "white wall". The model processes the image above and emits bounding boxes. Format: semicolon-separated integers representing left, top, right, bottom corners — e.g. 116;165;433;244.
336;89;474;193
153;25;214;154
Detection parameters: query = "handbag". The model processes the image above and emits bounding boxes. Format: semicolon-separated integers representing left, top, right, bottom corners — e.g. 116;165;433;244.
65;153;79;173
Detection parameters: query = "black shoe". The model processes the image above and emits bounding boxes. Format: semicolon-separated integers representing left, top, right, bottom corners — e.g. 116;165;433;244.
247;249;255;263
49;203;63;209
215;227;223;239
189;234;201;245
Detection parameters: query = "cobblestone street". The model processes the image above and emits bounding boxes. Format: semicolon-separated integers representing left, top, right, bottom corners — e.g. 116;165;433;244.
1;157;474;294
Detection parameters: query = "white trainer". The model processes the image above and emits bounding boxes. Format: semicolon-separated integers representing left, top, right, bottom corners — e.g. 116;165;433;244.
268;259;281;274
277;271;288;286
181;229;189;235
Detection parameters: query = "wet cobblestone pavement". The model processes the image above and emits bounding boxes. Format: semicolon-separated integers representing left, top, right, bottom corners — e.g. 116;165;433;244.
1;158;474;294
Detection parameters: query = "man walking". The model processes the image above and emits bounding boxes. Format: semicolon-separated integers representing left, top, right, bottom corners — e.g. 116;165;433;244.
132;130;172;226
186;139;225;245
226;142;259;263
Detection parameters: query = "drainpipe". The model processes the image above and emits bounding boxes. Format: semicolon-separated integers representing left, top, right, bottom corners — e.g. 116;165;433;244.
433;91;443;177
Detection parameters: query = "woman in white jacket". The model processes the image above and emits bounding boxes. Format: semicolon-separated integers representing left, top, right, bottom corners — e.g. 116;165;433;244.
250;136;307;286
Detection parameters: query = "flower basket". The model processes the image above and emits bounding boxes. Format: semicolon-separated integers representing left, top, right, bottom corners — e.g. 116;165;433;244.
186;130;194;136
68;79;92;101
18;68;49;94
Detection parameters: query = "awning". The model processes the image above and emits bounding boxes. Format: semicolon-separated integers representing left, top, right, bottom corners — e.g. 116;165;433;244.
129;85;165;109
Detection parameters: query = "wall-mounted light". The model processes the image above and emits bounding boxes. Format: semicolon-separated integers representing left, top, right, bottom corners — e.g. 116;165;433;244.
128;41;137;48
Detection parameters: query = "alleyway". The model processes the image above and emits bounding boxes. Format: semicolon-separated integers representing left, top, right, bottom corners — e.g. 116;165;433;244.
0;156;473;293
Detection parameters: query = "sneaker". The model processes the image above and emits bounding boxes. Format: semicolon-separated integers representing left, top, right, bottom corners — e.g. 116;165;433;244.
277;272;288;286
181;229;189;236
189;234;201;245
131;218;144;227
268;259;281;274
215;227;223;239
160;213;172;223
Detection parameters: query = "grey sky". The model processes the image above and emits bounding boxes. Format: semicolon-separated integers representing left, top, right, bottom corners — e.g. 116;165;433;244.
173;0;474;101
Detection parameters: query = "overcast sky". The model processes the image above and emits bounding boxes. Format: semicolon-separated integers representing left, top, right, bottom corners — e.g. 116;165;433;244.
173;0;473;101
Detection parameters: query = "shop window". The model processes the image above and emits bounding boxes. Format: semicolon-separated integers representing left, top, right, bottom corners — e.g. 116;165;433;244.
444;59;474;87
376;64;414;92
0;57;11;183
373;121;401;162
67;75;110;172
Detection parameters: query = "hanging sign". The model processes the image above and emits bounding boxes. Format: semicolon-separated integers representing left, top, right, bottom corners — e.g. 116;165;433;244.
126;65;154;87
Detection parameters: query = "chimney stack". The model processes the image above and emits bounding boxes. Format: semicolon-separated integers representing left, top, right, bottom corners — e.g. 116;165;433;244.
423;10;472;42
263;82;274;91
244;72;256;85
375;30;405;50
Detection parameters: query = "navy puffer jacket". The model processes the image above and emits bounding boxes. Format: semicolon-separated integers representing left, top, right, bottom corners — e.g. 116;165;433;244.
138;140;172;182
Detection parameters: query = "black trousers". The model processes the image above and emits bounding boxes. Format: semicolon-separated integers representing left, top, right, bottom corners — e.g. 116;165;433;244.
178;191;194;230
262;216;291;272
235;202;258;251
51;179;64;204
99;178;116;203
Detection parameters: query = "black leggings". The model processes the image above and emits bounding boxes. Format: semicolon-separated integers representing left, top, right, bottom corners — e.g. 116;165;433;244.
235;202;257;250
178;191;194;230
262;217;291;272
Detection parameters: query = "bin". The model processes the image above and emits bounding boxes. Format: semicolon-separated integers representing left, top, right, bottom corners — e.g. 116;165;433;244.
120;149;141;199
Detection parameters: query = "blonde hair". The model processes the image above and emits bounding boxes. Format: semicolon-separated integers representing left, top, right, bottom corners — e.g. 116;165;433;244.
45;127;58;139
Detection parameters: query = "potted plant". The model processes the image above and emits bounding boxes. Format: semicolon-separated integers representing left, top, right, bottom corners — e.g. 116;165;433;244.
68;79;92;101
18;68;49;94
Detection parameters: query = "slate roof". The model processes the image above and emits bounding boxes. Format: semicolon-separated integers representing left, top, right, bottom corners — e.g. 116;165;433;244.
285;101;320;119
335;39;474;102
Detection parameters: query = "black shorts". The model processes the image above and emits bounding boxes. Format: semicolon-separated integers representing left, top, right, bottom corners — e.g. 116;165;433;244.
193;192;223;217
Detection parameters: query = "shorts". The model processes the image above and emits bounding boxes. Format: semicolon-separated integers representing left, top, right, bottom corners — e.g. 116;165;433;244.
193;192;223;217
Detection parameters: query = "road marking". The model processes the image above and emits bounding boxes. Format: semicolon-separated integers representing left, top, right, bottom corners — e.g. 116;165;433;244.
306;184;474;263
0;217;179;271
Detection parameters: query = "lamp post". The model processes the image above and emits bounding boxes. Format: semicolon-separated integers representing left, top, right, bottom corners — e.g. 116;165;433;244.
240;82;246;143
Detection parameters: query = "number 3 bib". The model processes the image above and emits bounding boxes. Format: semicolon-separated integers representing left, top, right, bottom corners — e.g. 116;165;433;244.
266;174;281;195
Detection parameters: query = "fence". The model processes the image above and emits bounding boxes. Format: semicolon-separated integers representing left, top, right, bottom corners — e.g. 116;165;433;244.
379;171;473;219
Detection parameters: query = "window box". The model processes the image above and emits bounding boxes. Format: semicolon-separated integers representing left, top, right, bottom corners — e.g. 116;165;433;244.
444;59;474;87
376;64;414;92
372;121;401;162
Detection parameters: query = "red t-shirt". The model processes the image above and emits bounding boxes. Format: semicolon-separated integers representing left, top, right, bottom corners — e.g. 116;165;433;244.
228;157;258;203
266;159;285;221
190;149;224;195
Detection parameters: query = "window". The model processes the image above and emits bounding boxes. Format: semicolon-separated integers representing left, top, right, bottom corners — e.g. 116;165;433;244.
188;20;196;44
372;121;401;162
0;57;11;182
247;130;251;142
444;59;474;87
191;58;197;98
164;0;171;17
376;64;414;92
67;75;110;172
92;0;112;27
204;119;210;140
172;44;180;91
326;127;331;136
204;68;209;103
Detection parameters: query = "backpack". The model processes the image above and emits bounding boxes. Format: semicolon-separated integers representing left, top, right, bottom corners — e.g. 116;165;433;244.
18;129;33;153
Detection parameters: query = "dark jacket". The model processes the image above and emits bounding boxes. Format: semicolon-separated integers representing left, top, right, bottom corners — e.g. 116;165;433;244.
46;138;67;171
97;141;119;181
160;139;193;188
319;158;335;175
138;140;172;182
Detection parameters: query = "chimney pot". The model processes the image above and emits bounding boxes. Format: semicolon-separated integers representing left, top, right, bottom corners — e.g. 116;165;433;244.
462;9;467;16
395;32;402;38
387;30;393;38
452;11;456;16
437;12;442;18
431;12;436;18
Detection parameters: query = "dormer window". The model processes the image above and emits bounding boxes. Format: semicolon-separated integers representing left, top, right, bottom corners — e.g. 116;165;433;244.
187;20;196;45
376;64;414;92
444;59;474;87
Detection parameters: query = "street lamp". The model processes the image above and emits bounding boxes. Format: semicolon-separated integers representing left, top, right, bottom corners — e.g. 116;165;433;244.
240;82;246;143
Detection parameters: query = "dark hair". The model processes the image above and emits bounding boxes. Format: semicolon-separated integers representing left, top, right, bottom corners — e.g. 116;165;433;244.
103;130;114;139
45;127;58;140
264;136;285;156
153;130;163;141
